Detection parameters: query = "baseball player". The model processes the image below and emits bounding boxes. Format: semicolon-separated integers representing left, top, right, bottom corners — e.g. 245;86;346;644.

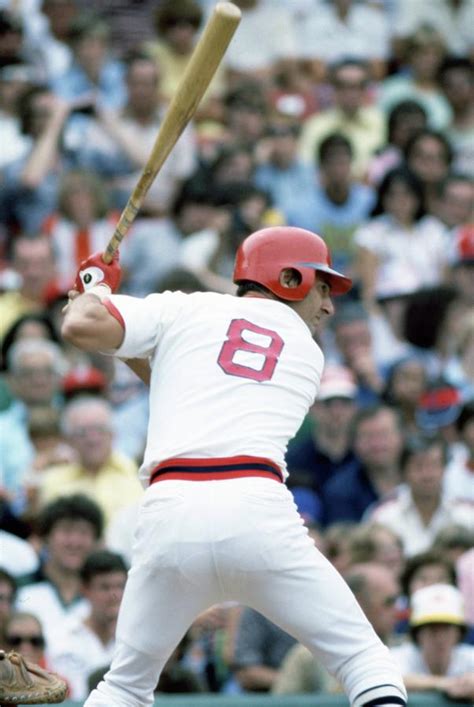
62;226;407;707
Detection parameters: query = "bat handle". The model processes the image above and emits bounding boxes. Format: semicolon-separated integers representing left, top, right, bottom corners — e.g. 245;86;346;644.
102;199;140;264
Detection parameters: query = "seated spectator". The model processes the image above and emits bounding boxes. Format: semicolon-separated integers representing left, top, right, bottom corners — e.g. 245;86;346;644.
0;338;67;509
0;63;40;170
286;364;358;494
382;356;429;437
321;404;403;526
443;311;474;403
298;59;385;180
0;87;90;235
348;523;405;581
378;25;451;131
443;401;474;503
1;311;60;373
0;236;57;341
0;568;16;647
232;607;296;693
73;51;196;218
367;433;474;556
38;395;143;528
4;611;50;671
51;11;125;109
223;81;269;149
48;550;127;701
404;128;453;214
390;583;474;701
354;167;449;308
323;522;358;576
438;57;474;177
288;133;375;280
272;641;335;695
254;121;316;220
143;0;226;120
41;169;119;283
432;524;474;566
367;100;427;186
445;225;474;310
15;494;103;643
434;173;474;232
457;548;474;627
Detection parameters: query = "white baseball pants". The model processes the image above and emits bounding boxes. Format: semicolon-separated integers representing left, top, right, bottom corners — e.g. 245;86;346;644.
85;478;406;706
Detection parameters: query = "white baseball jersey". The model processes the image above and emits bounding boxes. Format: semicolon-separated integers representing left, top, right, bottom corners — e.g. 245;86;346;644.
105;291;324;485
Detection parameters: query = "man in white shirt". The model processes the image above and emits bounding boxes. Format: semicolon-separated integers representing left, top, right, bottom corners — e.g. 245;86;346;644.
48;550;127;701
367;433;474;556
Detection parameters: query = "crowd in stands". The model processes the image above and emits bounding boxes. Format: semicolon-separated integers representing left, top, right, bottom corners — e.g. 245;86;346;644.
0;0;473;702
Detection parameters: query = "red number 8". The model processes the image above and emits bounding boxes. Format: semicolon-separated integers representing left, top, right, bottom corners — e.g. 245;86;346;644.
217;319;284;382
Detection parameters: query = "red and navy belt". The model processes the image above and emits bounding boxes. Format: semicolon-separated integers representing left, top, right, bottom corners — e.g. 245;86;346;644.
149;455;283;485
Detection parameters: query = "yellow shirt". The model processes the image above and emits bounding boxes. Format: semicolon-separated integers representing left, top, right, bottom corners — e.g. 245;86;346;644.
0;291;43;341
39;451;143;527
298;106;386;180
144;40;226;104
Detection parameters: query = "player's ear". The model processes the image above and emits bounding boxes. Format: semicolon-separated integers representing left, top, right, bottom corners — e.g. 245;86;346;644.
279;268;302;290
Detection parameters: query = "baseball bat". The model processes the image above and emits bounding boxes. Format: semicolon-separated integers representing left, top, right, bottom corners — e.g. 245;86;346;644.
102;2;241;264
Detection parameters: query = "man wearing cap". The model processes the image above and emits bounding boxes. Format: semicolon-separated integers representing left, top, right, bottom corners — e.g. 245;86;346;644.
390;584;474;700
286;364;358;493
367;433;474;556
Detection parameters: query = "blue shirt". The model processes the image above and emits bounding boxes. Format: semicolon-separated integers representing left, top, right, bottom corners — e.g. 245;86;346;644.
320;462;379;526
254;160;316;220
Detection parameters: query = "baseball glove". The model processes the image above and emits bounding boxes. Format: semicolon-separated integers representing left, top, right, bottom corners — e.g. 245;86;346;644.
0;650;67;705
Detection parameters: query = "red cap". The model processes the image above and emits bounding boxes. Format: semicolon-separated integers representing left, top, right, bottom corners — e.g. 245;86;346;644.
62;366;107;395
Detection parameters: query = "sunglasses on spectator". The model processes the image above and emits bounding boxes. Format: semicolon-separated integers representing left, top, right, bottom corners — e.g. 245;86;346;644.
335;80;367;90
7;634;45;648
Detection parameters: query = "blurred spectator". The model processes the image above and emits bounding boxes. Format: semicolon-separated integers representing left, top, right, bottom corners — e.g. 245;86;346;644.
321;404;403;525
382;356;428;436
106;358;149;462
435;173;474;231
73;51;196;217
223;0;298;89
38;395;143;527
354;167;449;307
0;568;16;647
0;338;67;507
254;122;316;220
438;57;474;177
272;638;334;695
344;562;402;646
367;433;474;556
21;0;77;83
48;549;127;701
15;494;103;643
400;550;457;600
348;523;405;581
41;169;118;283
51;11;125;108
286;364;358;494
323;522;358;576
4;611;51;671
144;0;226;120
404;128;453;214
77;0;156;55
378;25;451;131
26;405;76;474
443;310;474;401
432;524;474;565
328;302;387;404
0;236;56;340
0;310;59;374
223;82;269;148
444;401;474;503
392;0;474;59
0;87;91;235
298;59;385;180
390;584;474;701
232;607;296;692
367;99;428;186
294;0;391;81
414;379;464;443
288;133;375;279
0;63;40;169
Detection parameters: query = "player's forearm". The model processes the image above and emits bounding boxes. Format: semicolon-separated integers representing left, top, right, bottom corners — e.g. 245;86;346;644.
61;293;124;352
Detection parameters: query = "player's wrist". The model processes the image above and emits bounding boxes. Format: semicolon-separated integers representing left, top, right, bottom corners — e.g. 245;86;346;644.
83;284;111;302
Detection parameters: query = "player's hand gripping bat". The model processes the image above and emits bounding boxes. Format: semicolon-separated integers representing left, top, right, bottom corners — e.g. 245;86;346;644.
101;1;241;265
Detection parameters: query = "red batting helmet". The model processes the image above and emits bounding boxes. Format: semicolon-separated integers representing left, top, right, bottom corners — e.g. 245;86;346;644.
233;226;352;301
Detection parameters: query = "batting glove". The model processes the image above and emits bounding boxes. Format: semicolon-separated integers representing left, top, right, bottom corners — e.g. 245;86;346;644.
74;251;122;296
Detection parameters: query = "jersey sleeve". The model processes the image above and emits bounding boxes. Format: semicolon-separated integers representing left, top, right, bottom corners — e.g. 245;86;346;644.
104;291;186;359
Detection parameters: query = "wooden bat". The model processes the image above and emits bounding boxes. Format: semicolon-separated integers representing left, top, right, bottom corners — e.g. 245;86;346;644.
102;2;241;264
